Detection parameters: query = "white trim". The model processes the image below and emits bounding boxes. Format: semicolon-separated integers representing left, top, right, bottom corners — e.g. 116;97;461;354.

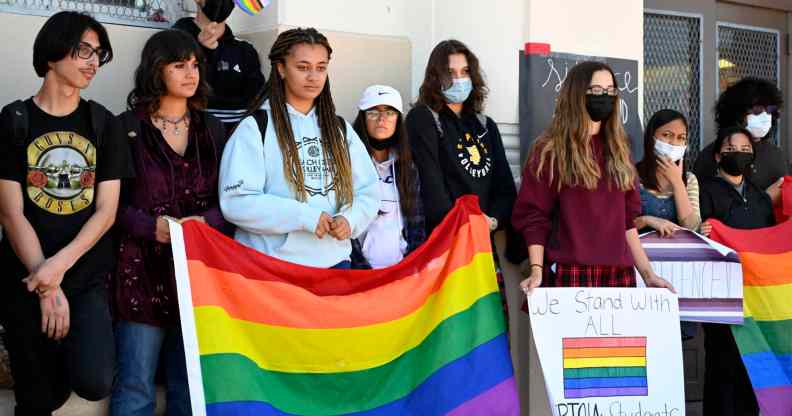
169;220;207;416
716;21;782;145
644;9;705;151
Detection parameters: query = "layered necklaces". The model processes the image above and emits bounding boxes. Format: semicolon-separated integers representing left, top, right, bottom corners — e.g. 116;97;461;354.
153;112;190;135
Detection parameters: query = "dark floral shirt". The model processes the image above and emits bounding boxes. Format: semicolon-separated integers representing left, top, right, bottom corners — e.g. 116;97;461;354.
112;109;226;327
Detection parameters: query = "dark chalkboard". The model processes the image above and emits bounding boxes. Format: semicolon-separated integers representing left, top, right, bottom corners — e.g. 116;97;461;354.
519;51;644;164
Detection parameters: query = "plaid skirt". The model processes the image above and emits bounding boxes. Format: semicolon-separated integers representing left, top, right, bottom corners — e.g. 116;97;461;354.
543;263;636;288
521;264;636;312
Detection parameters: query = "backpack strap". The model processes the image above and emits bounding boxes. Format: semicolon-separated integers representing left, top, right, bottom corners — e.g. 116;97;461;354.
427;107;444;139
87;100;109;148
5;100;28;147
251;109;269;145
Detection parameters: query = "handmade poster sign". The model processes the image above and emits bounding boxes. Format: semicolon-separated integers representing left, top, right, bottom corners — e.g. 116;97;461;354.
638;230;743;324
528;288;685;416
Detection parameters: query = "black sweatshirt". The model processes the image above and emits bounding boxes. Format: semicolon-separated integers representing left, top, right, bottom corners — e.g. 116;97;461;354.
699;175;775;230
173;18;265;126
405;104;517;234
694;138;788;189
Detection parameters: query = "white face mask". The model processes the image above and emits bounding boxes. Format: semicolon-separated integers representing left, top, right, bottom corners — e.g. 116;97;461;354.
746;112;772;139
654;139;687;162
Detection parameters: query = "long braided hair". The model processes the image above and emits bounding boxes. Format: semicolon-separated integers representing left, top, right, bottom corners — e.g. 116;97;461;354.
249;28;353;209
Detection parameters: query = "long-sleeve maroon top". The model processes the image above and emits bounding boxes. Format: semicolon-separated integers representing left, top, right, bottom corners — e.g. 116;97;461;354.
512;135;640;267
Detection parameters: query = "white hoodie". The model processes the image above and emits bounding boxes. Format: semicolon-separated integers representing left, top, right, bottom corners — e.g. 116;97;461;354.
219;100;379;267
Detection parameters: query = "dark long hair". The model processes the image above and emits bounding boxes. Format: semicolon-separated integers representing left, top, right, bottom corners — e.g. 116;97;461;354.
529;61;635;191
636;109;688;191
352;111;418;216
416;39;488;113
247;27;353;209
34;11;113;77
126;29;210;114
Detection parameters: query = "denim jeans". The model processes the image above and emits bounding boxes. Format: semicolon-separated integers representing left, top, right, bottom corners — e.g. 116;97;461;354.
110;321;191;416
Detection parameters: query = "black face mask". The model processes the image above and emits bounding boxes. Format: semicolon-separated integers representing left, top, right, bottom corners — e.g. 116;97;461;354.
585;94;615;122
202;0;235;23
369;137;396;151
719;151;754;176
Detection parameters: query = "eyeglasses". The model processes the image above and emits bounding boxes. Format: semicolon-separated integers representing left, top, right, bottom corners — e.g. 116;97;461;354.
749;104;779;115
365;109;399;120
586;85;618;96
75;42;110;63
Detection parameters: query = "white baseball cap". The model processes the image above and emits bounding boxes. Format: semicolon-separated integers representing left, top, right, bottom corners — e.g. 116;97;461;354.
357;85;404;114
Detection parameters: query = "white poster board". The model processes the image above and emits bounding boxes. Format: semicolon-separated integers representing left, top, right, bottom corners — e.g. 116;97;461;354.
528;288;685;416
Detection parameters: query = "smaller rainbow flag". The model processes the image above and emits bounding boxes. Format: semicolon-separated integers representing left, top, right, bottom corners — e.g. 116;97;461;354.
562;337;648;399
233;0;269;16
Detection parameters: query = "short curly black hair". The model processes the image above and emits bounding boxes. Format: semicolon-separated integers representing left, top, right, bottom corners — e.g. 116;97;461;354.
715;77;783;130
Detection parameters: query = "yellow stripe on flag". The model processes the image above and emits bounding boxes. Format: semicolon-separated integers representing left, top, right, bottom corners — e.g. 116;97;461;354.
563;356;647;369
743;283;792;321
194;253;497;373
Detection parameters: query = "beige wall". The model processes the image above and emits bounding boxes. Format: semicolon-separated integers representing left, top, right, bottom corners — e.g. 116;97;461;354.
0;13;157;114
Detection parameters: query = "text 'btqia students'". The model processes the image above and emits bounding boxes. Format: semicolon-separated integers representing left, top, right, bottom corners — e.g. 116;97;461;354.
0;11;133;415
219;27;379;269
512;61;674;294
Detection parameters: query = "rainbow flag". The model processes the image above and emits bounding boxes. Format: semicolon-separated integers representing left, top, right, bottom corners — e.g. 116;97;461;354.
233;0;269;16
710;219;792;415
562;337;648;399
170;196;519;416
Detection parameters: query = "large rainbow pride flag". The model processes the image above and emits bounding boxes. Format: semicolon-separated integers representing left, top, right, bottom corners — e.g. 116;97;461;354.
710;219;792;415
170;196;519;416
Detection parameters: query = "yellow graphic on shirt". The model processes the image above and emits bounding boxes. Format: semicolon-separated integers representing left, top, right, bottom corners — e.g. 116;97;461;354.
26;131;96;215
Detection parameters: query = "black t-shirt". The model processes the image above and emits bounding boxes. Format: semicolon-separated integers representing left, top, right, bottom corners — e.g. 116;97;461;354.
0;99;134;293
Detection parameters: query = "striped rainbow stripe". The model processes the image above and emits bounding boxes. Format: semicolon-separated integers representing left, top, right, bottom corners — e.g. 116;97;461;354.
710;220;792;416
562;337;648;399
172;196;519;416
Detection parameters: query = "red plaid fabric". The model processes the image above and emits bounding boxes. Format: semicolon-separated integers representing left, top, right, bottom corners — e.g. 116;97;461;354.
543;263;636;288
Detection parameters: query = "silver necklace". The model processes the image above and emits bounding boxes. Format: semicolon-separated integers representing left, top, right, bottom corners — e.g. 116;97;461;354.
153;112;189;135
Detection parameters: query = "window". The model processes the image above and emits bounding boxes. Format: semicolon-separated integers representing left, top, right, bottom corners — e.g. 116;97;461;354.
644;10;703;163
0;0;190;28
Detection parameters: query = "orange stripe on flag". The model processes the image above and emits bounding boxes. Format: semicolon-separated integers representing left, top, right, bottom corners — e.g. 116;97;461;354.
563;347;647;359
740;251;792;287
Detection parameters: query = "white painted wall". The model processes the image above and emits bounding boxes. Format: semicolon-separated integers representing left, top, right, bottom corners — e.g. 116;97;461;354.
0;13;158;114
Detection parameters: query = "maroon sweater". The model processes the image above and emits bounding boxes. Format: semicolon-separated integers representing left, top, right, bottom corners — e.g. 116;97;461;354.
512;135;640;267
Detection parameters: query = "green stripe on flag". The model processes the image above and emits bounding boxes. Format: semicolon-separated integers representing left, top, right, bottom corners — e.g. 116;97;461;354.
199;293;505;415
563;367;647;379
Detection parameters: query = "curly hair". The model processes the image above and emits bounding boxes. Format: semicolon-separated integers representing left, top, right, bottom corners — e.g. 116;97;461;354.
416;39;488;113
126;29;210;114
715;77;783;130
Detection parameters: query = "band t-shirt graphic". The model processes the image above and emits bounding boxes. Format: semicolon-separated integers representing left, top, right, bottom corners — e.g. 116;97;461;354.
0;99;133;292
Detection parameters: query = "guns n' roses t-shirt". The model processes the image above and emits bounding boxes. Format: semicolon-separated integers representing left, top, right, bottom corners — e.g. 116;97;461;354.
0;99;133;293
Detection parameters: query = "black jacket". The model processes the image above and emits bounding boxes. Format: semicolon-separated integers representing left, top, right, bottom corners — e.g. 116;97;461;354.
694;139;788;190
173;18;265;124
405;104;517;235
699;175;775;230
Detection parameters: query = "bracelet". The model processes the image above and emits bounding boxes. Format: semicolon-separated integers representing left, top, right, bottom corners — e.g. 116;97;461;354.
530;264;543;270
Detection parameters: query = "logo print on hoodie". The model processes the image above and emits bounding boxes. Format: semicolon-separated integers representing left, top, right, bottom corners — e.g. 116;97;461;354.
457;132;491;178
298;137;334;196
